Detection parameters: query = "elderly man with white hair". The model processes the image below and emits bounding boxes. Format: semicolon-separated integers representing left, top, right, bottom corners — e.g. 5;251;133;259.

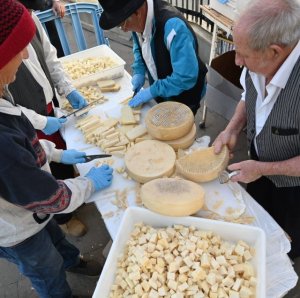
214;0;300;259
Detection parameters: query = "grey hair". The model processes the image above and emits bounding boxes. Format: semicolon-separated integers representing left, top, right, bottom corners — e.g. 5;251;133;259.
236;0;300;50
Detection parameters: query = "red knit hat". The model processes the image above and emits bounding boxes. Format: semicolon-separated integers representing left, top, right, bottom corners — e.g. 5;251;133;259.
0;0;36;69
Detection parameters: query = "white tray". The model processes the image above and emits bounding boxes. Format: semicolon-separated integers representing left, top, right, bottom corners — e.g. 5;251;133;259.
60;45;126;87
93;207;266;298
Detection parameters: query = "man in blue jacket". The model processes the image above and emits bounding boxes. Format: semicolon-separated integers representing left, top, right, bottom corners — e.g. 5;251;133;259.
99;0;207;115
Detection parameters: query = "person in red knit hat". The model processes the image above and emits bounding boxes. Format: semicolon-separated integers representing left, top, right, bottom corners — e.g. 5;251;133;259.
0;0;114;296
9;0;89;238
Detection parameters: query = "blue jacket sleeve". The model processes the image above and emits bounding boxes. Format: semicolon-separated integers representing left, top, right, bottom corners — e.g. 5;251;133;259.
150;18;199;98
131;33;147;76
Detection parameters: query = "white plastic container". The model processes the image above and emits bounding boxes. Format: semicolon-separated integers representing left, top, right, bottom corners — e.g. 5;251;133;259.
59;44;126;87
93;207;266;298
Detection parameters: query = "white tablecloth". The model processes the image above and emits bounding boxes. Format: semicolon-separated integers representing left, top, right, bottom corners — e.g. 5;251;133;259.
62;70;298;298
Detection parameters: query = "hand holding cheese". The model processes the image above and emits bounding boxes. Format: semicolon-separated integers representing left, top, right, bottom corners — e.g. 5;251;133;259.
66;90;88;109
42;117;66;135
61;149;86;164
128;88;153;108
85;165;113;191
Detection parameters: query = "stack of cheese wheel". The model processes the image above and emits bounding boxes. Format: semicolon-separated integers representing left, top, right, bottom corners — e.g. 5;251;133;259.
125;140;176;183
145;102;196;150
141;178;205;216
176;146;230;182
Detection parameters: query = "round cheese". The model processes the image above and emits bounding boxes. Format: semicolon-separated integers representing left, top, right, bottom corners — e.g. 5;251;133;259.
176;146;229;182
125;140;176;183
145;102;194;141
160;123;196;150
141;178;205;216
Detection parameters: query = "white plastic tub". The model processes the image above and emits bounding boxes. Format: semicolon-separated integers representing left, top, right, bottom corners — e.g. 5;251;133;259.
59;45;126;87
93;207;266;297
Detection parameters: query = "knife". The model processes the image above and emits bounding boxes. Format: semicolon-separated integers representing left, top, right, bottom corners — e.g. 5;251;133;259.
132;89;138;98
84;154;112;162
60;103;92;119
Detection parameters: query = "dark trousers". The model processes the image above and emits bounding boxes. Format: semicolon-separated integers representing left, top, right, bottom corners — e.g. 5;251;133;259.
45;21;64;58
247;176;300;259
0;219;79;298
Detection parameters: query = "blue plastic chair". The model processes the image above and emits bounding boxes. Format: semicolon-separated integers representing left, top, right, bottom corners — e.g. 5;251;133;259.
36;3;109;56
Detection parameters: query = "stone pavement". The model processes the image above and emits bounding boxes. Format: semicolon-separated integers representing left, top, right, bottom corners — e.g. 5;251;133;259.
0;11;299;298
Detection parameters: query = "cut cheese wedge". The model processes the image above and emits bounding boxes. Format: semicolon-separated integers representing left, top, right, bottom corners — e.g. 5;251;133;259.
125;140;176;183
159;123;196;150
141;178;205;216
176;146;230;182
97;80;115;88
145;102;194;141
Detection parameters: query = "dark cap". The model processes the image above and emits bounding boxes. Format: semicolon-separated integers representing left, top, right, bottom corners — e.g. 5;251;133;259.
99;0;145;30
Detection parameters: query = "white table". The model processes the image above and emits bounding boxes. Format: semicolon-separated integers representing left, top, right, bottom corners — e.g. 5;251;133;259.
62;70;298;298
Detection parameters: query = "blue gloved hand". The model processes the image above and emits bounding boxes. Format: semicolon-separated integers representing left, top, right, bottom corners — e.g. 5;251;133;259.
85;165;113;192
128;88;153;108
131;74;145;93
66;90;88;109
61;149;87;164
218;0;229;3
42;117;67;135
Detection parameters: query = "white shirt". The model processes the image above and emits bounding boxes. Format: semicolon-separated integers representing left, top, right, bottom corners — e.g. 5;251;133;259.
19;14;75;130
240;40;300;151
138;0;158;81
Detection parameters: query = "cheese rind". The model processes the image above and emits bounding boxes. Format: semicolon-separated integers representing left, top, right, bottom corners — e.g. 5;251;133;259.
145;102;194;141
141;178;205;216
176;146;230;182
125;140;176;183
159;123;196;150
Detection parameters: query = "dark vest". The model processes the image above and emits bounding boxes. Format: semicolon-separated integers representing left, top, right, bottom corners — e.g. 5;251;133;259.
246;56;300;187
8;28;59;116
133;0;207;114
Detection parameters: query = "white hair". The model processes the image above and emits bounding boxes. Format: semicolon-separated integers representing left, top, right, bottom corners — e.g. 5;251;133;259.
236;0;300;50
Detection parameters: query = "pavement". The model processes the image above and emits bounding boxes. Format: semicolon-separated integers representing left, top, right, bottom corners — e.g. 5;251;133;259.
0;12;299;298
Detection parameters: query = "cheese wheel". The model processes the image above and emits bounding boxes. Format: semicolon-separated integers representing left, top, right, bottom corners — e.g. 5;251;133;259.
141;178;205;216
159;123;196;150
125;140;176;183
176;146;230;182
145;102;194;141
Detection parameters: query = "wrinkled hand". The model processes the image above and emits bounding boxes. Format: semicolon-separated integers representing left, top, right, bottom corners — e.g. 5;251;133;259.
61;149;86;164
213;129;239;156
42;117;66;135
52;1;65;18
66;90;88;109
128;88;153;108
131;74;145;93
85;165;113;192
228;160;263;183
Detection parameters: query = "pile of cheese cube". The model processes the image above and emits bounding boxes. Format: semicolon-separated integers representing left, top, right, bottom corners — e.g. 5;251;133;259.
62;56;118;80
109;223;257;298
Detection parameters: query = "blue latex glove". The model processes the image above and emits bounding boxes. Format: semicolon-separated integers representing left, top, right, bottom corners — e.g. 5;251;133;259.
85;165;113;192
42;117;67;135
218;0;229;3
61;149;87;164
131;74;145;93
66;90;88;109
128;88;153;108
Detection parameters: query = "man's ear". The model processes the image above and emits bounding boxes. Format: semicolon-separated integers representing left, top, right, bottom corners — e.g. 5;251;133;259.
268;44;284;59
